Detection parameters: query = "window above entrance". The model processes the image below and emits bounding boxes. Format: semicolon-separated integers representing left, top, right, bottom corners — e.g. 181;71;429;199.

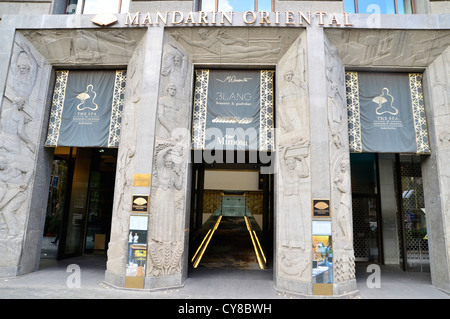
200;0;273;12
65;0;130;14
344;0;415;14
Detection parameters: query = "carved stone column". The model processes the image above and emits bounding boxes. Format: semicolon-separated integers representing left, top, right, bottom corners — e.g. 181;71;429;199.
273;27;357;296
145;33;193;289
422;47;450;294
105;28;166;287
324;34;357;296
274;31;313;295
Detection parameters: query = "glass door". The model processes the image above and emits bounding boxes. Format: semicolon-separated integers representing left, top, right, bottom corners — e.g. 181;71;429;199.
84;148;117;254
60;148;92;258
40;148;72;259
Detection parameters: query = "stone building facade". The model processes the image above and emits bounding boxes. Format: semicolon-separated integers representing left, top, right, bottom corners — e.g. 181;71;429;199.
0;0;449;297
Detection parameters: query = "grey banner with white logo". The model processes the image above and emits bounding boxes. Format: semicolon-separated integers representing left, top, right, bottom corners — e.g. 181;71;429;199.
45;70;126;148
346;72;430;154
193;69;274;151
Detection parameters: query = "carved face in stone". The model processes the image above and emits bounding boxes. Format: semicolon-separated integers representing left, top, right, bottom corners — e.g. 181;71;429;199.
173;55;182;67
286;157;296;170
164;155;174;169
16;54;31;75
284;71;294;82
340;159;349;173
167;84;177;97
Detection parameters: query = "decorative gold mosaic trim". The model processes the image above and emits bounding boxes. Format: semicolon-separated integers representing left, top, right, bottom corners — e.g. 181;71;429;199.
409;73;431;154
345;71;362;153
260;70;275;152
108;70;127;148
45;70;69;147
192;69;209;150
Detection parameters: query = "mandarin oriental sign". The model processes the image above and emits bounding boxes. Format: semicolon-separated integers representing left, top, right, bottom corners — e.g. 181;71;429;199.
123;11;354;27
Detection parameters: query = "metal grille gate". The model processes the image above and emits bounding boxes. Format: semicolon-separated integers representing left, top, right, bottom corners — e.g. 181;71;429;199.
396;155;430;272
350;154;429;271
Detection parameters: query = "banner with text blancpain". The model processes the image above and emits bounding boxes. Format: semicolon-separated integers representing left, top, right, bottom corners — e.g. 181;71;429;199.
192;69;274;151
45;70;126;148
346;72;430;154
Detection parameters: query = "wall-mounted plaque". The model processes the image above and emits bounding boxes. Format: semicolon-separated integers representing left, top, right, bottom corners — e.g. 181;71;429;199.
133;174;151;187
132;195;149;213
312;199;330;218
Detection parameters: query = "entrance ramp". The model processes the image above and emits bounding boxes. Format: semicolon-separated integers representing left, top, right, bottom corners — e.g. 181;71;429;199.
191;194;266;270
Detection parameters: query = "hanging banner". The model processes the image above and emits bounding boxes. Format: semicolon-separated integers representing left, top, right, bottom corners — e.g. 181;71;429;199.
346;72;430;154
192;69;274;151
45;70;126;148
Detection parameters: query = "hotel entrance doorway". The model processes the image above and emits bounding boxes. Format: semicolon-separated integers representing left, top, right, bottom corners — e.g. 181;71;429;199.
189;158;274;270
350;153;429;272
41;147;117;260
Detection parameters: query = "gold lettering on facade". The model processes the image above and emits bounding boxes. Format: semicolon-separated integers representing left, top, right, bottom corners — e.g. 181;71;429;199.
316;12;327;25
198;11;209;25
298;11;311;25
328;13;341;26
125;12;140;25
184;11;196;24
171;11;184;24
155;11;168;25
244;11;257;24
260;11;271;25
123;11;353;28
221;11;234;24
343;12;354;26
285;11;295;25
274;11;280;25
141;12;153;25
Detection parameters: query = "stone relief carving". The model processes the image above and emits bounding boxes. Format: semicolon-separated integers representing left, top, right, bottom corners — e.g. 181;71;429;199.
0;37;41;242
278;247;311;281
156;41;191;143
333;158;352;248
277;141;311;279
334;250;356;282
148;241;184;276
278;70;307;142
174;28;281;61
147;38;192;279
277;36;309;145
126;40;145;104
0;97;35;160
156;83;185;140
325;43;346;154
107;37;145;274
0;157;32;239
151;144;184;242
9;44;38;99
23;29;144;65
148;142;186;276
327;84;345;150
325;29;450;68
276;34;312;281
325;40;355;283
161;44;188;98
